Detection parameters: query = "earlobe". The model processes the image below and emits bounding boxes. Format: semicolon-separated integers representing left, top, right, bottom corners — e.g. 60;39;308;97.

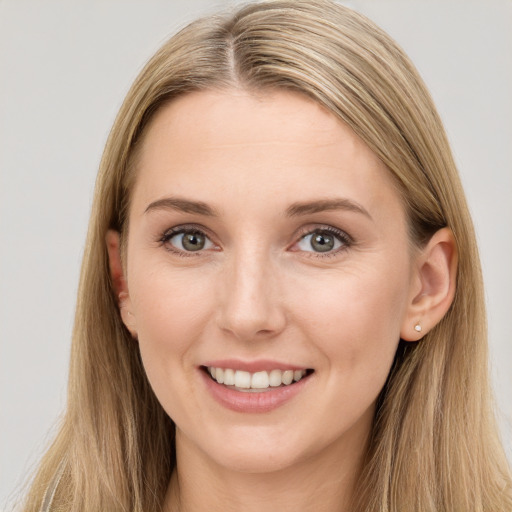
401;227;458;341
106;230;138;338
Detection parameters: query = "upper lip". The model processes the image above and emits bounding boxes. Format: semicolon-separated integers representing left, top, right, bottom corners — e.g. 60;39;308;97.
201;359;311;373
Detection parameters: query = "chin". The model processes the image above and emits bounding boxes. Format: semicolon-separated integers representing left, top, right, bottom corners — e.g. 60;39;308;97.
210;444;304;475
178;422;310;474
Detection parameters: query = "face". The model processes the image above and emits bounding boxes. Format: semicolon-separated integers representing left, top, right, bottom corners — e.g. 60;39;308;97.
119;89;420;474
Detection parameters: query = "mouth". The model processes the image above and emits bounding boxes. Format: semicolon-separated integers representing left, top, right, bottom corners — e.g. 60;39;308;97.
201;365;315;393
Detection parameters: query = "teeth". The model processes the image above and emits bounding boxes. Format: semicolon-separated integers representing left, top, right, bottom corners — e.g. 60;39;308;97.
234;370;251;389
282;370;293;385
207;367;308;390
269;369;282;387
223;368;235;385
251;371;269;389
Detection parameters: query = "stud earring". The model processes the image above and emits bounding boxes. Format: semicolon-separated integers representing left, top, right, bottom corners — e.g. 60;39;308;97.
414;322;422;333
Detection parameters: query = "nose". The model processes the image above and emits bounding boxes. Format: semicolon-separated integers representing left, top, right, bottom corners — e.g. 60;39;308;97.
216;250;287;342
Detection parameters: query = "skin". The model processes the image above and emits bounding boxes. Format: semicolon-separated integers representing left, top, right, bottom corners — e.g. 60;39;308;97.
107;89;457;512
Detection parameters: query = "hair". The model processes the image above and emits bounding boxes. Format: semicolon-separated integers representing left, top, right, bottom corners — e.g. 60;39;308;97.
22;1;511;511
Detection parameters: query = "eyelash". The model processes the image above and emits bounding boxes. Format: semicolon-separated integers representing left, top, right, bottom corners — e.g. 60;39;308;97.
159;224;353;259
294;225;353;259
159;224;215;258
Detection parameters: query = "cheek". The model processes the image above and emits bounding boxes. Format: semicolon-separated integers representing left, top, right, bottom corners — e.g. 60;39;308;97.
129;267;215;403
291;264;410;382
133;264;213;344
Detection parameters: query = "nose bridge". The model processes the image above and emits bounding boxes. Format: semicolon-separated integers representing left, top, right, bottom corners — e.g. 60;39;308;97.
217;243;286;340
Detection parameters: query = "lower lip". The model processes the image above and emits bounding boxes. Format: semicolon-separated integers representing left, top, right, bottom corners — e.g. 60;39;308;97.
200;369;311;413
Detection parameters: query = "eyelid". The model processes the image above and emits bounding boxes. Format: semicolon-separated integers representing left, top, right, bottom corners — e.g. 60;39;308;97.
295;224;353;242
158;222;353;258
159;224;219;256
290;224;353;257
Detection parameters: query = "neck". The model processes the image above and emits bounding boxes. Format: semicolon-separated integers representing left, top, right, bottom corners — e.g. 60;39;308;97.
164;424;370;512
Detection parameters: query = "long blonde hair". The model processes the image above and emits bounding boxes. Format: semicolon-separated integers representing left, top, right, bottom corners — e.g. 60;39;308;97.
23;1;512;511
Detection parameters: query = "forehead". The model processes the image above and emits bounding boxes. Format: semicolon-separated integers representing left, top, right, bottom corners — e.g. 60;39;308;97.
131;88;403;222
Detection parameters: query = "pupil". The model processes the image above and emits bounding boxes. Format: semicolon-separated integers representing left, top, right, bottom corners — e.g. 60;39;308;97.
311;232;334;252
183;233;205;251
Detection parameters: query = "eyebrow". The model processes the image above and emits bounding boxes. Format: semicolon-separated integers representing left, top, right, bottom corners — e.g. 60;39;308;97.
144;196;371;220
285;198;372;219
144;197;218;216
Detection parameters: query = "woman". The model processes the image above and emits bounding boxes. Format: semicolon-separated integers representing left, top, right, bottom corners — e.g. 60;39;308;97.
22;1;512;511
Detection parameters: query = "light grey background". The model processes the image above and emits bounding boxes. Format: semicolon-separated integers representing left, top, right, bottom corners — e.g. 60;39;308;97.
1;1;511;509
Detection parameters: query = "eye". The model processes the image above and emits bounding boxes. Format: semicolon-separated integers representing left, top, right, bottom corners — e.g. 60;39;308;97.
162;228;215;253
295;228;350;254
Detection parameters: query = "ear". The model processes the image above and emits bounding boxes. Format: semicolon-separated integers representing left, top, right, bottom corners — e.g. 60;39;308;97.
400;227;458;341
106;230;138;339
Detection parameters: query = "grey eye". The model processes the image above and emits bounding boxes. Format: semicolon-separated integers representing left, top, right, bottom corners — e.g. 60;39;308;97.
297;230;344;253
310;232;335;252
170;231;212;252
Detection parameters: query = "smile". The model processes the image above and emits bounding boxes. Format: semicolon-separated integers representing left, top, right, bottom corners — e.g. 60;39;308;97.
200;364;315;413
206;366;310;391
